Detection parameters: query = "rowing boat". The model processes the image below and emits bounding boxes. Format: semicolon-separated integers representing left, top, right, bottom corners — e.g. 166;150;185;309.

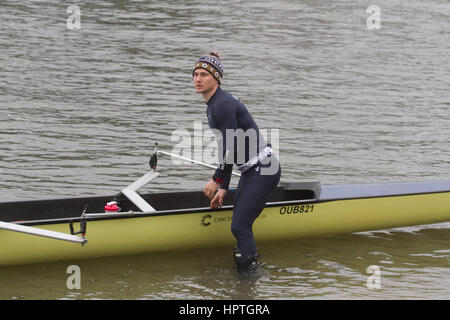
1;151;450;266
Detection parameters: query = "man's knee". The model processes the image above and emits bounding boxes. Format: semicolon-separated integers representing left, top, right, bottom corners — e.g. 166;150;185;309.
231;219;249;239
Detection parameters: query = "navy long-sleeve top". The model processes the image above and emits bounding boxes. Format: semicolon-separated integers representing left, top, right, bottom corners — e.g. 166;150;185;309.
206;87;266;190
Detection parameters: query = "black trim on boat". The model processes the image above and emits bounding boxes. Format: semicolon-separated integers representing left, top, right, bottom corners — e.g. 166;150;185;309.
3;181;449;227
0;183;318;224
11;199;318;227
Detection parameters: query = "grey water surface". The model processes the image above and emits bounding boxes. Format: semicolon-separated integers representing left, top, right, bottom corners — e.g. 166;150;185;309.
0;0;449;299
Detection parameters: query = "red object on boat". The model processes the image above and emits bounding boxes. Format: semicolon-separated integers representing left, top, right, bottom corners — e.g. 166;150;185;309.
104;201;119;213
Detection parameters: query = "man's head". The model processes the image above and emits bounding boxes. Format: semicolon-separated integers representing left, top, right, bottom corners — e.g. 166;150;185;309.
193;51;223;96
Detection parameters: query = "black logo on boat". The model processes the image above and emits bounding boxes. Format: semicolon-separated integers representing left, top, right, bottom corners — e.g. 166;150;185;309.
201;214;212;226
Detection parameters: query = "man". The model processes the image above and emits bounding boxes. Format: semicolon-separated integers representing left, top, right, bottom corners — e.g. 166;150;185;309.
193;51;281;273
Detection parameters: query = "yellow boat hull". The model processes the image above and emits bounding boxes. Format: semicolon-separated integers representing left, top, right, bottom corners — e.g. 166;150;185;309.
1;191;450;266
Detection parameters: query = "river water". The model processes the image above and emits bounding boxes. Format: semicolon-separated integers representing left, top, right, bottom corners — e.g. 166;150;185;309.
0;0;449;300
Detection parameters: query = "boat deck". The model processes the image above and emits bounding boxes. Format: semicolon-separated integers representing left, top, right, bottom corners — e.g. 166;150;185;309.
319;181;450;200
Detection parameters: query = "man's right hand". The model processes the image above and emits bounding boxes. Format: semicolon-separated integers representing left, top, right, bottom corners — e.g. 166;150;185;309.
203;179;220;200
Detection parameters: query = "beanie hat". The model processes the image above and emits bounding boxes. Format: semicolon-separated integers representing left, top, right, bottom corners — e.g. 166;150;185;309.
193;51;224;84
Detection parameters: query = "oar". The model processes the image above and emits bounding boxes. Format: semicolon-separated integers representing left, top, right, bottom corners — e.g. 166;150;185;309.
157;150;241;177
0;221;87;246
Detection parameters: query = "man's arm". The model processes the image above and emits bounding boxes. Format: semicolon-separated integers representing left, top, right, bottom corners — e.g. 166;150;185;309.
212;100;237;191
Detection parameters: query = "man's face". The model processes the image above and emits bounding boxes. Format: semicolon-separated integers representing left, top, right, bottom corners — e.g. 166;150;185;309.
193;68;217;94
